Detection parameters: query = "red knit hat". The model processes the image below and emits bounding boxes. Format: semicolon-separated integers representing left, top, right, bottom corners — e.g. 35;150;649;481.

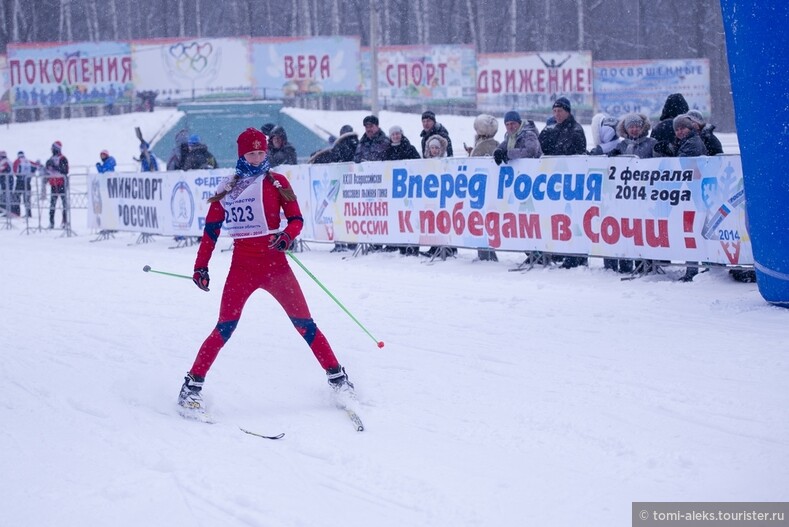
237;128;267;157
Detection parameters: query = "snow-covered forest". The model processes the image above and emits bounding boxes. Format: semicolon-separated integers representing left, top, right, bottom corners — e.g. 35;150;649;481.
0;0;735;129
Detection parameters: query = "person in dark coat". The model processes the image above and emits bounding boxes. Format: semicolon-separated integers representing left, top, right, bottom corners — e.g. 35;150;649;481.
183;135;218;170
167;129;190;170
687;110;723;155
384;125;421;161
268;126;298;167
310;125;360;253
538;97;588;269
383;125;421;255
354;115;391;163
651;93;689;155
44;141;69;228
419;111;453;157
538;97;587;157
672;114;708;157
309;125;359;164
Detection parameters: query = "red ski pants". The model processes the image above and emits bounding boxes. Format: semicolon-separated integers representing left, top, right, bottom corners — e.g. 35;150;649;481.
189;250;340;377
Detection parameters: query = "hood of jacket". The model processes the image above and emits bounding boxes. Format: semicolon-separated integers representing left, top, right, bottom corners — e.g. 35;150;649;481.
659;93;689;121
424;134;448;158
616;112;652;139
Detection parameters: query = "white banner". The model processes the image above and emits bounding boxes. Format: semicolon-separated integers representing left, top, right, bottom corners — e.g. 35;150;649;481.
131;38;252;101
294;155;751;265
90;156;752;266
477;51;594;114
88;169;232;236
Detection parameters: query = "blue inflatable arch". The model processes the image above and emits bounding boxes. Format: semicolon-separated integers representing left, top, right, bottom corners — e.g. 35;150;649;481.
720;1;789;307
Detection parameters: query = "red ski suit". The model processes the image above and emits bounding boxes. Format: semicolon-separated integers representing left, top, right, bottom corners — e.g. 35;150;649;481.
189;171;340;377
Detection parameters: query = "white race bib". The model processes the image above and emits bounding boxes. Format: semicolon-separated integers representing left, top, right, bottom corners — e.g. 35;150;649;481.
217;175;273;239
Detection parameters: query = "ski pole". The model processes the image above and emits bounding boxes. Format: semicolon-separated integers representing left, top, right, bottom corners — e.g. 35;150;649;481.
142;265;192;280
286;252;385;349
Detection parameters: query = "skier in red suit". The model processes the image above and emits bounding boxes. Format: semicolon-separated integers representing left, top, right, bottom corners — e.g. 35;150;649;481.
178;127;354;416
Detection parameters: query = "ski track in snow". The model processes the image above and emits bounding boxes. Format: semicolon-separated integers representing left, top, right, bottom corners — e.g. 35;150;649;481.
1;111;785;527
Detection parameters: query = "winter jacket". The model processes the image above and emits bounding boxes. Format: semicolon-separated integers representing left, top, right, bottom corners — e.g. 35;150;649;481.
384;136;421;161
609;113;657;158
538;114;586;155
309;132;359;164
96;156;117;173
420;122;453;157
676;130;708;157
588;113;621;155
167;129;190;170
183;144;218;170
354;130;391;162
494;120;543;160
699;125;724;155
651;93;689;144
268;127;298;167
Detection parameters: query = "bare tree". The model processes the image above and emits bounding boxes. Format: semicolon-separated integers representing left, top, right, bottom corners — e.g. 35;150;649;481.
509;0;517;51
177;0;186;37
59;0;73;42
331;0;340;35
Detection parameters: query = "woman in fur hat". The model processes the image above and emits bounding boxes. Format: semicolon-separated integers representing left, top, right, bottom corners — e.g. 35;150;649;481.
466;114;499;157
178;128;355;419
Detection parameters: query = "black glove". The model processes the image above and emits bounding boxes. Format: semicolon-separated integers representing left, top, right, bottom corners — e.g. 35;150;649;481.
192;267;210;291
607;149;620;157
493;149;508;165
269;232;293;252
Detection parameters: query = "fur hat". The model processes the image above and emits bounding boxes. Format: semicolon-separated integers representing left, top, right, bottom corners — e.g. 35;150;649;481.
363;115;379;126
389;125;403;136
340;124;354;135
623;114;644;130
687;110;706;127
503;110;522;124
552;97;572;113
236;127;268;157
421;111;436;122
673;114;695;131
260;123;276;136
473;114;498;138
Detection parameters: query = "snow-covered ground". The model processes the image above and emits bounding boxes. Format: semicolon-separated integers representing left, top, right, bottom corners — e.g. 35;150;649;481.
2;109;783;527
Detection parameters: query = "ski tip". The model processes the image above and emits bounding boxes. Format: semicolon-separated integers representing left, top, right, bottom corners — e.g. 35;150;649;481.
239;427;285;440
